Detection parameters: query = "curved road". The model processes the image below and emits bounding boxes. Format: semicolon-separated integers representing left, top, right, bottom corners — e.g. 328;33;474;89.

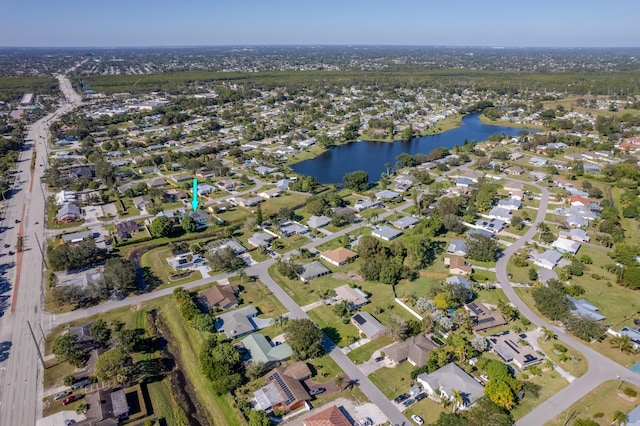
492;178;640;425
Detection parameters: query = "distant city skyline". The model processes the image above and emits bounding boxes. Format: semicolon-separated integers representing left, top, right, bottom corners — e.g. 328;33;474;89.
3;0;639;48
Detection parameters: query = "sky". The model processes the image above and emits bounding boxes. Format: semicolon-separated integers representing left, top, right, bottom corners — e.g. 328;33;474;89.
3;0;640;48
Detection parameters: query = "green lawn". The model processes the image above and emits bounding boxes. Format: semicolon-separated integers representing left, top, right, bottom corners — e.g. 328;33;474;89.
546;380;640;426
226;276;288;318
308;305;360;347
347;335;395;364
536;337;588;378
368;361;419;400
139;246;203;288
511;369;570;421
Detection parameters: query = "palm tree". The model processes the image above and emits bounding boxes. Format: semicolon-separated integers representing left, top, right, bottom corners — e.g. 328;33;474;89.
334;374;345;390
611;335;635;354
536;222;550;233
385;162;392;176
541;326;556;342
451;390;464;413
612;410;629;426
543;359;555;370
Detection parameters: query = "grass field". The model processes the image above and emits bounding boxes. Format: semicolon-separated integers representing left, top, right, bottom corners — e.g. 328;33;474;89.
511;369;570;421
536;337;588;378
139;246;203;288
546;380;640;426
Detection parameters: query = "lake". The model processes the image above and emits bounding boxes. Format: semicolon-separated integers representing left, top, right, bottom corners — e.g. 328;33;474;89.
291;112;531;184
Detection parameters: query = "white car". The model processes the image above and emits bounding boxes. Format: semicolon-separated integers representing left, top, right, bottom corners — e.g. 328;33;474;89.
411;415;424;425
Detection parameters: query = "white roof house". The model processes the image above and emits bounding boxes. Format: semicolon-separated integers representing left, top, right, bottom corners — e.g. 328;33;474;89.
416;363;484;410
551;238;581;255
534;250;563;270
372;226;403;241
489;206;512;223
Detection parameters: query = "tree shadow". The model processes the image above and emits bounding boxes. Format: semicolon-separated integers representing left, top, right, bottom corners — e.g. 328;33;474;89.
321;327;341;346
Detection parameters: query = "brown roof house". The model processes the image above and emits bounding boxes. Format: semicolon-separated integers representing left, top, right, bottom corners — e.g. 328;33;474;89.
320;247;358;267
303;405;352;426
445;257;472;276
201;284;240;311
334;284;369;311
465;302;507;333
351;312;386;342
384;334;437;367
253;362;312;413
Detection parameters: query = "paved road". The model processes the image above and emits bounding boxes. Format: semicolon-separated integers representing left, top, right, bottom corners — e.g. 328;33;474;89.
490;178;640;425
0;71;84;426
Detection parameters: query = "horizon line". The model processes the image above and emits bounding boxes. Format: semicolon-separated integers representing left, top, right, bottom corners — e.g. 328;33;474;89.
2;44;640;50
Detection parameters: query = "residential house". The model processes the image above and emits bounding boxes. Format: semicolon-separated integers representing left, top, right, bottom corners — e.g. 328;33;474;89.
475;219;505;234
255;166;276;175
334;285;369;310
489;330;541;368
416;363;484;410
529;157;547;167
445;276;472;298
280;221;309;237
489;206;513;223
69;165;95;179
248;232;273;248
552;238;581;255
236;196;264;208
351;312;387;341
253;362;311;413
569;195;590;207
626;405;640;426
371;226;403;241
258;188;282;199
496;199;521;211
583;164;601;174
216;305;258;339
169;174;192;184
167;252;203;271
217;179;239;191
69;322;94;344
303;405;351;426
201;284;240;310
567;296;605;321
132;196;153;212
320;247;358;267
446;257;472;276
616;326;640;350
184;210;210;230
505;166;524;175
57;203;81;223
238;333;292;367
354;198;378;211
456;177;473;191
115;220;139;240
534;250;563;270
375;189;400;201
197;183;216;197
447;239;467;256
529;171;547;181
460;170;484;182
276;178;292;190
466;228;494;239
504;180;524;193
299;261;331;282
391;216;419;229
307;215;331;229
465;302;507;333
208;239;247;255
84;389;127;425
147;177;167;189
559;228;590;243
384;334;437;367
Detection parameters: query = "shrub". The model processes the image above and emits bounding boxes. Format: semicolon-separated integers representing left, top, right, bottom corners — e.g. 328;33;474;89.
553;343;568;353
623;387;638;397
593;412;604;418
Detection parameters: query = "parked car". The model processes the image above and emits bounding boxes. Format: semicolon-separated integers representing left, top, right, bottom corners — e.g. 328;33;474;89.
71;379;89;390
393;393;410;404
54;391;71;400
62;395;78;405
414;392;427;401
411;415;424;425
375;356;385;362
402;398;416;407
309;387;326;396
356;418;373;426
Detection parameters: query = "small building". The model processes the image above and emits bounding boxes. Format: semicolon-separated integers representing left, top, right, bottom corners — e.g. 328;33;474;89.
505;166;524;175
216;305;258;339
559;228;590;243
445;276;472;296
391;216;419;229
534;249;563;270
497;199;521;211
61;231;93;244
111;389;129;420
465;302;507;333
416;363;484;410
375;189;400;200
55;190;76;206
489;206;513;223
353;198;378;211
238;333;292;366
447;239;467;257
488;330;541;369
280;221;309;237
300;261;331;282
552;238;581;255
201;284;240;310
248;232;273;248
258;188;282;199
447;257;472;276
303;405;351;426
384;334;437;367
307;215;331;229
567;296;605;321
253;363;311;413
504;180;524;193
351;311;386;341
57;203;81;223
371;226;403;241
236;196;264;208
334;284;369;310
115;220;139;240
320;247;358;267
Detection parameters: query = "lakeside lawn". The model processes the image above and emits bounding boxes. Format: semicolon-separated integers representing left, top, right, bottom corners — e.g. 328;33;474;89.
545;380;640;426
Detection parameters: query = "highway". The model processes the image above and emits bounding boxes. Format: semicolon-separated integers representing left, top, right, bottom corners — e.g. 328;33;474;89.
0;72;81;426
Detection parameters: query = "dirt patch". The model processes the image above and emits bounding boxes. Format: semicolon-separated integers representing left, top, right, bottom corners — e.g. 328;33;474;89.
333;272;364;282
617;392;638;402
152;310;209;426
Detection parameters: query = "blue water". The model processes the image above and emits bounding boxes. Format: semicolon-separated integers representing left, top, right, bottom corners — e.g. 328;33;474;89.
291;112;531;184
